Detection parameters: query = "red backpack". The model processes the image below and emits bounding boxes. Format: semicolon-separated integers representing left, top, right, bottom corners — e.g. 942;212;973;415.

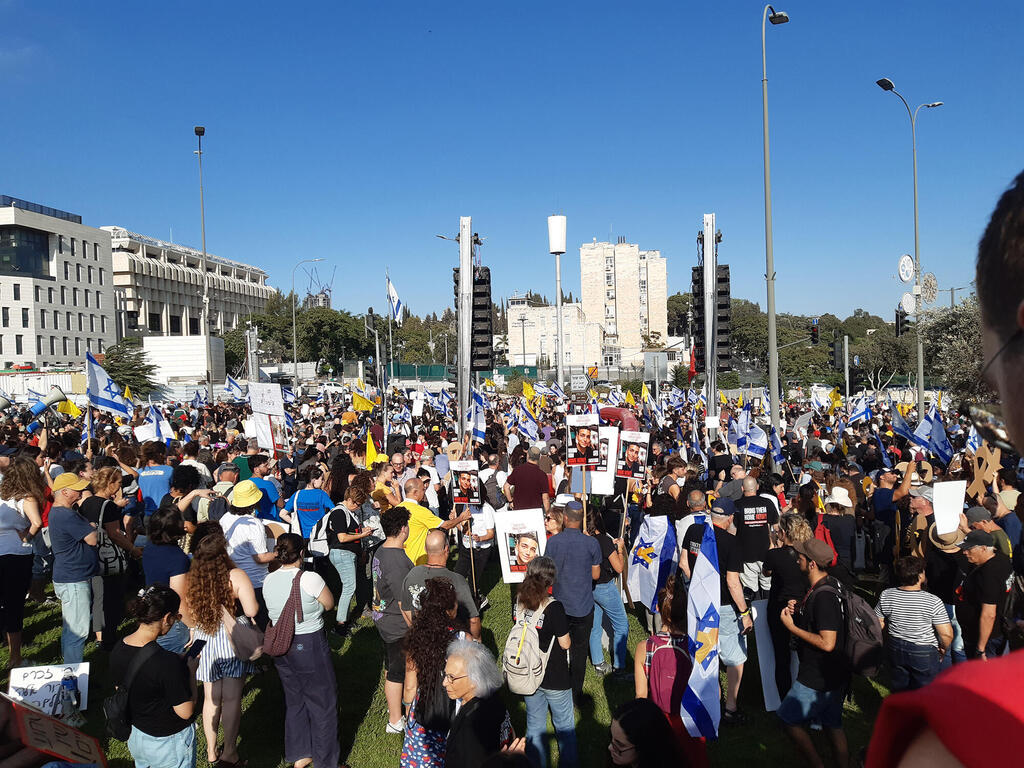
643;634;691;715
814;514;839;568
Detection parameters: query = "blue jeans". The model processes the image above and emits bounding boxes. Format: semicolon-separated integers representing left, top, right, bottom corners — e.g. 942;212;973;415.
127;722;197;768
53;580;91;663
590;581;629;669
524;687;577;768
329;549;357;624
941;602;966;666
777;680;844;730
157;619;191;655
886;636;940;691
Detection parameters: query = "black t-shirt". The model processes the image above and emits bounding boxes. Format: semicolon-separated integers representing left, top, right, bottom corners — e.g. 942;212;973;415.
795;577;847;691
327;504;361;554
763;545;806;608
956;552;1013;646
533;599;570;690
924;547;967;605
159;493;196;525
709;454;733;481
822;514;856;569
79;495;122;532
732;496;779;563
684;523;742;610
595;533;617;585
110;640;192;737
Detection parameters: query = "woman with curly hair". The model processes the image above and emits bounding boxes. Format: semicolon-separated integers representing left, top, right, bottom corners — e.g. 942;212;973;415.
400;577;464;767
325;452;356;505
0;459;46;669
183;522;259;768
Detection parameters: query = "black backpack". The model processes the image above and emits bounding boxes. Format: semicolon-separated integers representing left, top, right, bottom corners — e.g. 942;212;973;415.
816;579;884;677
483;470;507;509
103;643;159;741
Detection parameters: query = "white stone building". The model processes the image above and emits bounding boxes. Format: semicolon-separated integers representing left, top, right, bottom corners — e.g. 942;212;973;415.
0;196;117;368
104;227;275;339
505;294;603;369
580;237;668;366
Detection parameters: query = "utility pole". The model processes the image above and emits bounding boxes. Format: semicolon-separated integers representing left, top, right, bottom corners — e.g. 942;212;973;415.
702;213;718;439
194;127;214;401
457;216;473;438
843;334;850;400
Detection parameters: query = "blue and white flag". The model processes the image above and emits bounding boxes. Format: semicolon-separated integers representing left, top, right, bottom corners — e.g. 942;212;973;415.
285;412;295;430
734;403;751;453
626;515;677;613
282;387;296;404
550;381;566;400
888;397;924;446
608;389;624;406
682;520;721;740
746;423;768;459
517;400;539;442
875;432;893;468
589;394;601;417
224;375;245;401
927;406;955;465
769;426;786;465
811;389;830;412
966;425;982;455
467;388;487;443
387;277;404;326
691;410;707;467
913;405;936;448
687;388;699;405
849;397;872;424
86;352;133;418
26;388;44;404
145;405;174;444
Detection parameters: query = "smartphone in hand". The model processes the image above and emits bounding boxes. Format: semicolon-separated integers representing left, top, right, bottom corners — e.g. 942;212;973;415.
184;639;207;660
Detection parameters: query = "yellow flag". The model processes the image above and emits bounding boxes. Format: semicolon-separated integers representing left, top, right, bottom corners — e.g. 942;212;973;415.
352;393;375;412
719;390;728;405
736;392;744;408
123;386;134;404
641;383;650;402
366;432;380;466
589;389;599;399
484;378;496;388
625;390;636;407
827;387;843;415
57;399;82;418
523;381;535;401
540;395;547;408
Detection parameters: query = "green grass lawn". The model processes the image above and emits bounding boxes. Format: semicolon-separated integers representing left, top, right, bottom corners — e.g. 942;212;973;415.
2;564;889;767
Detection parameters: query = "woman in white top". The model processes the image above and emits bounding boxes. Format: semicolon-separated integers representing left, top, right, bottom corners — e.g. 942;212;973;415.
0;458;46;669
263;533;339;768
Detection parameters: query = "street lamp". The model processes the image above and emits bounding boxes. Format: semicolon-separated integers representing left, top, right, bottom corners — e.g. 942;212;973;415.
292;258;324;389
548;215;567;388
876;77;942;412
762;5;788;435
194;126;214;401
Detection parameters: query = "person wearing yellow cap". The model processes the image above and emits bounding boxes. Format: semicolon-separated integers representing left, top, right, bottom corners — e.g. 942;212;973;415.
218;479;276;630
48;473;98;663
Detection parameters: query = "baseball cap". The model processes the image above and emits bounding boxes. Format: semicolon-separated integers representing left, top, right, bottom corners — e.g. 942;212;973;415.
0;444;17;457
909;485;934;503
965;506;993;524
232;480;264;508
959;529;996;550
795;538;835;567
53;473;90;492
710;496;736;518
527;446;542;460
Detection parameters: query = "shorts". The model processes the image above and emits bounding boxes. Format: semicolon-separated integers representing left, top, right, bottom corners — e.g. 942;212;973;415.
740;561;771;594
777;680;844;729
384;638;407;684
718;604;747;667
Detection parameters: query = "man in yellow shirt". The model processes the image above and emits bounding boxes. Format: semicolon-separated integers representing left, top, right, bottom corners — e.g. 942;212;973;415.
398;478;471;565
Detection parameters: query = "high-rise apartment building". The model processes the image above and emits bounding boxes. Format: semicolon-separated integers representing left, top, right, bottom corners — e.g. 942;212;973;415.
580;237;667;366
506;294;603;369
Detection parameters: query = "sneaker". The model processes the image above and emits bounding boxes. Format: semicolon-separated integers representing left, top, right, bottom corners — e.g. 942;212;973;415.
385;717;406;734
593;662;612;676
478;596;490;611
611;668;635;682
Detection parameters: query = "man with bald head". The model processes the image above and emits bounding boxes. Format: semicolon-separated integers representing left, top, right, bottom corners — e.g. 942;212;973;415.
397;477;470;566
733;474;779;598
398;529;481;639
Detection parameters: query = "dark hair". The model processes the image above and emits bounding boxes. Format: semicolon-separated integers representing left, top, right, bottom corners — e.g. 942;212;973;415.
248;454;270;473
274;533;304;564
517;555;556;611
609;698;687;767
381;506;410;538
417;467;432;481
404;578;457;732
170;464;201;495
142;441;167;464
147;505;186;546
977;169;1024;341
128;584;181;624
657;573;686;632
327;453;355;504
665;456;685;473
998;467;1018;488
894;555;925;587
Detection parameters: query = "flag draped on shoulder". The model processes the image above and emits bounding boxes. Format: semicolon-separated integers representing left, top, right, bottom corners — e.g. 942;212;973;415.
682;519;721;740
387;276;404;326
86;352;133;418
626;516;677;613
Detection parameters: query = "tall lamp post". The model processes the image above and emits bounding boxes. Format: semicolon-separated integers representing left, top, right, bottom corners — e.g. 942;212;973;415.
761;5;788;435
194;126;214;401
876;78;942;412
292;258;324;389
548;216;567;387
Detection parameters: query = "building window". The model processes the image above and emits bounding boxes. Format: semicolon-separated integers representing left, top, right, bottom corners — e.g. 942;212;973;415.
60;287;66;304
73;288;79;305
96;293;101;309
93;243;98;260
49;337;55;355
52;311;57;328
70;239;75;257
62;337;68;355
89;316;95;333
78;313;83;332
605;273;613;286
12;284;19;301
188;317;200;335
34;286;40;302
21;308;28;328
15;335;22;355
169;315;182;335
75;338;80;355
39;310;45;329
98;267;104;286
84;291;90;308
87;266;93;284
63;263;69;280
148;312;161;333
76;264;81;282
0;225;55;278
48;288;54;303
97;339;103;353
2;308;8;327
86;338;91;352
101;316;106;333
36;336;41;355
58;235;63;254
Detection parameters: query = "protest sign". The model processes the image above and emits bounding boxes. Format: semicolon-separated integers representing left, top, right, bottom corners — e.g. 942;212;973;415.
494;507;545;584
450;460;481;506
8;663;89;717
248;382;285;417
1;693;106;767
933;480;967;535
616;431;649;479
566;413;599;467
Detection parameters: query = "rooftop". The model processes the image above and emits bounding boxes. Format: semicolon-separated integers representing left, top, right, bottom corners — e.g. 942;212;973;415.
103;226;267;275
1;195;82;224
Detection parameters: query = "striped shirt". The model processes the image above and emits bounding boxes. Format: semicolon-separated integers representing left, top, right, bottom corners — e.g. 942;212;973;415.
874;587;950;648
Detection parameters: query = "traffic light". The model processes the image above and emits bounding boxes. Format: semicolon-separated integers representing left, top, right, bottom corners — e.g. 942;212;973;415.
365;361;377;388
691;266;706;373
895;307;907;337
715;265;732;372
810;322;819;345
470;266;494;372
829;339;843;371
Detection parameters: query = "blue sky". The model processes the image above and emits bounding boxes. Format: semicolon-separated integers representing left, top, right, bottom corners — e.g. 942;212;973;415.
4;1;1022;321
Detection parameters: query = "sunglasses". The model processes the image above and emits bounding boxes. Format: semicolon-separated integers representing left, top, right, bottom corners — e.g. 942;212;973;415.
961;327;1022;453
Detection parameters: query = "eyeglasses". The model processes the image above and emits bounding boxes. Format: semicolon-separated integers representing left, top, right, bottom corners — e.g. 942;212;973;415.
961;328;1022;453
609;741;636;756
442;673;468;684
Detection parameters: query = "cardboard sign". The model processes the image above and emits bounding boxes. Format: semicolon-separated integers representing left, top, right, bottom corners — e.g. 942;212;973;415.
566;414;600;466
411;399;424;417
3;693;106;767
933;480;968;535
616;431;649;479
493;507;545;584
590;426;619;495
248;382;285;417
450;460;481;506
8;663;89;717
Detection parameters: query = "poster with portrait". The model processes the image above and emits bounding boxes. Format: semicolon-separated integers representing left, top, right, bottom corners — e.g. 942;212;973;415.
494;507;546;584
449;460;481;506
596;426;618;474
616;430;650;479
566;413;600;467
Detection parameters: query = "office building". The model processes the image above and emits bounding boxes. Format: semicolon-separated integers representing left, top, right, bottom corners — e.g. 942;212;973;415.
580;237;668;366
104;227;275;338
0;196;117;368
506;294;603;370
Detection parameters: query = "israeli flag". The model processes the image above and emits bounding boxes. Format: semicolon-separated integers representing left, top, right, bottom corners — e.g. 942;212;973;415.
608;389;624;406
145;405;174;444
86;351;133;418
682;520;721;740
888;397;925;446
734;403;751;453
691;410;707;466
875;433;893;468
626;515;677;613
285;412;295;430
849;397;872;424
589;394;601;417
191;390;203;409
224;375;245;401
282;387;297;404
26;388;44;404
550;381;566;400
811;389;829;412
688;388;699;405
746;423;768;459
913;406;936;448
517;400;539;442
769;426;786;465
927;406;955;465
966;425;982;454
387;277;404;326
467;389;487;443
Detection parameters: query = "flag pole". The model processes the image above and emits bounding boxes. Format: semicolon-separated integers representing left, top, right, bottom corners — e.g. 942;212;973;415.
386;270;394;386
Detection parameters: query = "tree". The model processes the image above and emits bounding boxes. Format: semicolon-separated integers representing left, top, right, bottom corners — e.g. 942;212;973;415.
102;342;159;396
671;364;690;388
223;328;247;375
851;331;910;391
920;295;992;402
667;293;692;336
641;331;664;349
717;371;741;390
731;299;768;365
